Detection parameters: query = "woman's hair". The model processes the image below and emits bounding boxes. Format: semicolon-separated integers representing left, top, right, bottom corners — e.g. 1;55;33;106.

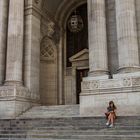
109;101;116;109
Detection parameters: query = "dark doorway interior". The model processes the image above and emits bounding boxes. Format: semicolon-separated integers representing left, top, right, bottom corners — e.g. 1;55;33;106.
66;4;88;67
76;69;89;104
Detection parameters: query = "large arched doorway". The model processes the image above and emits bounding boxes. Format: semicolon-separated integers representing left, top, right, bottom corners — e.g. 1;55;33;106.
63;3;89;104
39;0;88;106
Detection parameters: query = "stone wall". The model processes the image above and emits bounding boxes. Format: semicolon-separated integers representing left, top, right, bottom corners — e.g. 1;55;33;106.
40;61;58;105
64;75;73;104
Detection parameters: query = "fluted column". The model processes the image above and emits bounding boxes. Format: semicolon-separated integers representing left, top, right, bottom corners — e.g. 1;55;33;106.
88;0;108;76
0;0;9;84
5;0;24;85
116;0;140;73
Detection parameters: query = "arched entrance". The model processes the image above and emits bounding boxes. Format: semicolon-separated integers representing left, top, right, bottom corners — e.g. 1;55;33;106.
40;0;88;105
63;3;89;104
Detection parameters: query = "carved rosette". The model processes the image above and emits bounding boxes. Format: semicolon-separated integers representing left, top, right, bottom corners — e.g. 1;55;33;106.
90;81;99;89
132;77;140;86
82;80;99;91
123;78;132;87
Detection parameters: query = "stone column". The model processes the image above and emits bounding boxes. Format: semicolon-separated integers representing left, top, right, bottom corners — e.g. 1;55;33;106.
0;0;9;84
116;0;140;73
24;1;41;100
88;0;108;76
5;0;24;85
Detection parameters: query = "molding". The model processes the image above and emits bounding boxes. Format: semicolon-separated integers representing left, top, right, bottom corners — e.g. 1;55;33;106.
81;77;140;94
24;5;42;19
0;86;40;101
69;49;89;62
55;0;87;28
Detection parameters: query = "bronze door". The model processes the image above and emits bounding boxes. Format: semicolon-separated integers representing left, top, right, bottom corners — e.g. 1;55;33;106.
76;69;89;104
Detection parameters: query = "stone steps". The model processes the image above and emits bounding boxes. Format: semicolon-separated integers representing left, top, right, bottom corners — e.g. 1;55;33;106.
28;130;140;135
28;135;140;139
0;105;140;140
0;116;139;140
19;105;80;119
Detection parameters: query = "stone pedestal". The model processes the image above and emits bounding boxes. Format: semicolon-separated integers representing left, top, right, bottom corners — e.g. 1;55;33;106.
0;85;40;119
80;72;140;116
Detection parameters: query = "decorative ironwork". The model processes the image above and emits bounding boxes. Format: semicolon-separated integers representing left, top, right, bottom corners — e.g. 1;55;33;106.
68;12;84;33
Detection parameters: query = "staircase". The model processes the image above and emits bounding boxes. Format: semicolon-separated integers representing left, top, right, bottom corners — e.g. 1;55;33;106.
19;105;80;118
0;105;139;140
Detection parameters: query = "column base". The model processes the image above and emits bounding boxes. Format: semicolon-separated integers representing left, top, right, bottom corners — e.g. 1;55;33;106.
4;80;23;86
113;71;140;78
88;70;109;77
80;73;140;116
0;85;40;119
118;66;140;74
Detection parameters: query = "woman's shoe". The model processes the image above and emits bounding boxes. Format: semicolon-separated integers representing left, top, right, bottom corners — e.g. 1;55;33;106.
109;124;114;128
106;122;110;126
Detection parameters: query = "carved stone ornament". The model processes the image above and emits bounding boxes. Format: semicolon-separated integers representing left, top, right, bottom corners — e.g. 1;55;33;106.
40;37;55;60
82;80;99;90
41;19;55;38
123;78;132;87
132;77;140;86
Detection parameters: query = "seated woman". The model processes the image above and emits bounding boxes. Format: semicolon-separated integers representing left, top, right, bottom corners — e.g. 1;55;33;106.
105;101;117;127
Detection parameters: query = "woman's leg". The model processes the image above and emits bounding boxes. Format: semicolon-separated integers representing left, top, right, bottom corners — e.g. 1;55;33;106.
110;113;115;126
108;113;112;123
106;113;111;125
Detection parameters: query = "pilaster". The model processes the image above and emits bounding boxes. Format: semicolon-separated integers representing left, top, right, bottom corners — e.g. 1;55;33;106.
24;0;41;102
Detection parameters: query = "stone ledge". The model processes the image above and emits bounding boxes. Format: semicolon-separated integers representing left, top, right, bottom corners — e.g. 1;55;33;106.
0;85;40;101
82;76;140;91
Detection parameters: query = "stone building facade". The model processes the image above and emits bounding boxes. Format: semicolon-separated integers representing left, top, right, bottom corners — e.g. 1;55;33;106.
0;0;140;118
